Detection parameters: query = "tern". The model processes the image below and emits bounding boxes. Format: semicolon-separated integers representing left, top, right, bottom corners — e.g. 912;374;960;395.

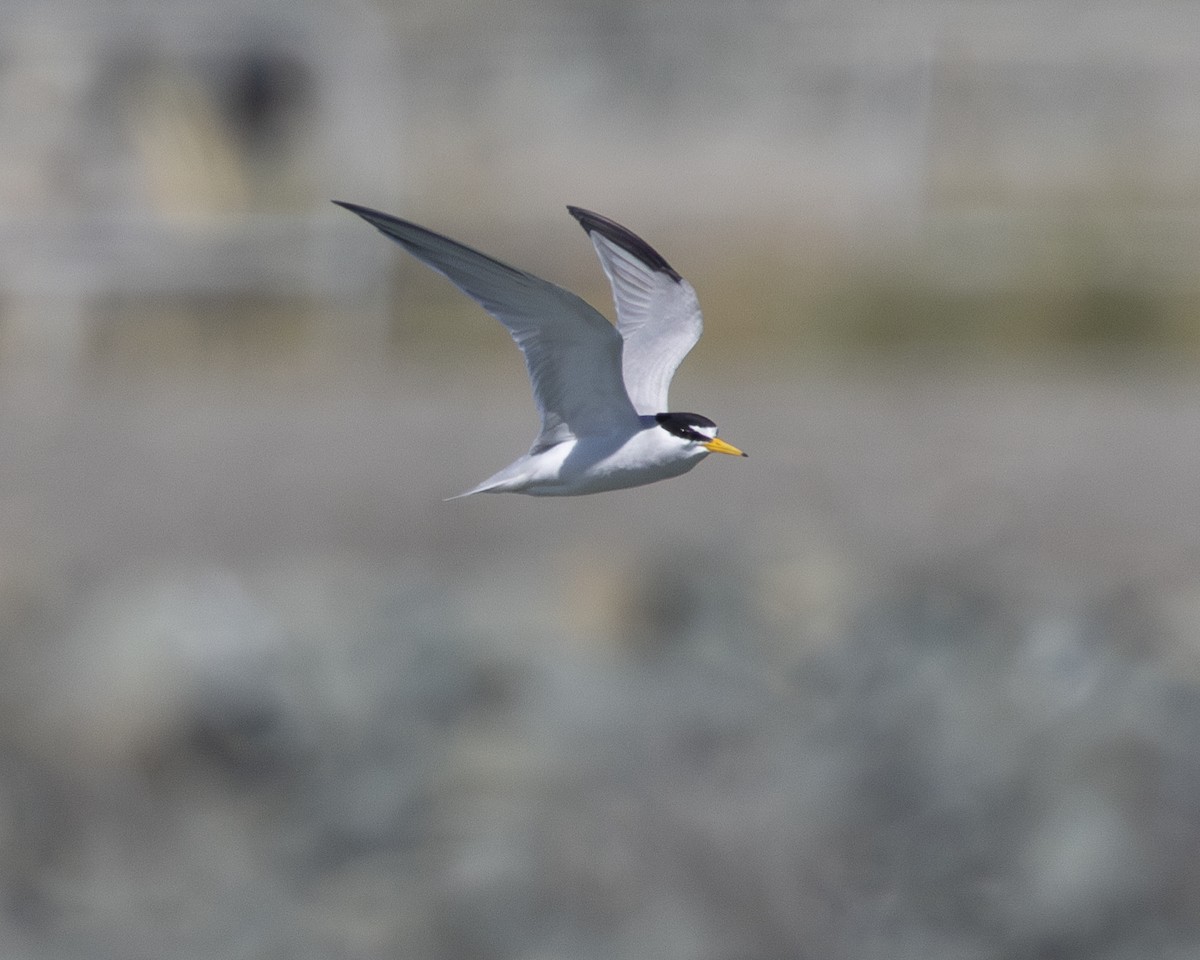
335;201;746;497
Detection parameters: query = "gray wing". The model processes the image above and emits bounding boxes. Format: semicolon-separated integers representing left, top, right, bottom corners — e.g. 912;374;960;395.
567;207;702;415
336;202;640;450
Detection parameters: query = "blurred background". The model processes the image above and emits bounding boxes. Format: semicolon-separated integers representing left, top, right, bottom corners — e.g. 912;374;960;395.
3;0;1200;957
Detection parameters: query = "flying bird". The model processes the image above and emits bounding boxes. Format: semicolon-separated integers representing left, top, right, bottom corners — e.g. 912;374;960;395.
335;201;746;497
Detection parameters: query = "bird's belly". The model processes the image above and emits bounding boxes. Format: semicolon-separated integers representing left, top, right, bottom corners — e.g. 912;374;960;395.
523;435;702;496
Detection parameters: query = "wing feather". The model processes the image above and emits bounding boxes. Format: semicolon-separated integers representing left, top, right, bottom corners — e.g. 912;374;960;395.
566;207;702;415
336;202;639;450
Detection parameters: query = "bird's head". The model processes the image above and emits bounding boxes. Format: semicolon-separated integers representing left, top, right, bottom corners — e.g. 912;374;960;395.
654;412;747;458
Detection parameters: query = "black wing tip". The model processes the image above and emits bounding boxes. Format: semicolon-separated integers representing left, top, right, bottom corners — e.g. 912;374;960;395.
566;205;683;282
332;200;434;245
332;200;393;229
333;200;394;225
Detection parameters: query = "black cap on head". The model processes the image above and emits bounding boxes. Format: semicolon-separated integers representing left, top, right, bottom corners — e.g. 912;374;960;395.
655;411;716;442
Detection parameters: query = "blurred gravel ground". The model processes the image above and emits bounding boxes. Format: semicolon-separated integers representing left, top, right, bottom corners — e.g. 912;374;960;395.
0;356;1198;959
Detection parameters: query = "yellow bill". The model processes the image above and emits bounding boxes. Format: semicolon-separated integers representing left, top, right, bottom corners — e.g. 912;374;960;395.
703;437;747;457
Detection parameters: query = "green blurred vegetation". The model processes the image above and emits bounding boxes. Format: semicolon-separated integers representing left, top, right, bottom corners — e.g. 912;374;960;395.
695;214;1199;360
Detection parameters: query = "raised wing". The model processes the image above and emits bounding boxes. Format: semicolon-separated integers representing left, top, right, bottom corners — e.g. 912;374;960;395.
567;207;702;415
336;202;640;450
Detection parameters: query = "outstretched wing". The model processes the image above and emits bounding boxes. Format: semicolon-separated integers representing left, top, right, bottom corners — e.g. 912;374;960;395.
567;207;702;415
336;202;640;450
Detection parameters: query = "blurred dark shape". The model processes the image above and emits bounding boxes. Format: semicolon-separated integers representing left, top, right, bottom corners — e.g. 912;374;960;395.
217;46;313;158
179;694;293;784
